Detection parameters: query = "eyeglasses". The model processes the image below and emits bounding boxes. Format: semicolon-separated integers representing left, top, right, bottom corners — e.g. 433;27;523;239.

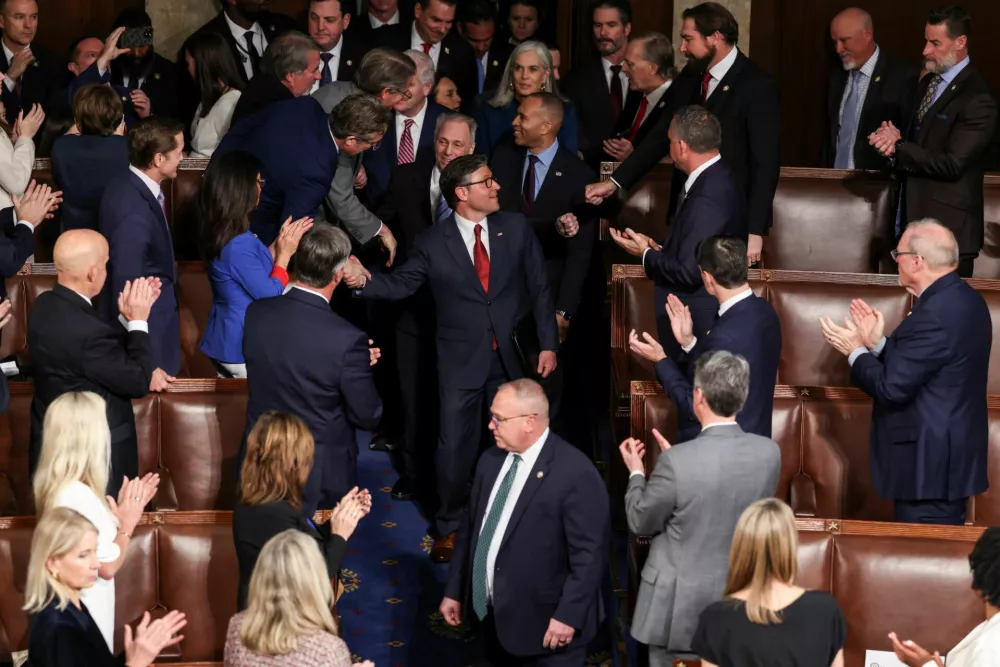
461;177;494;189
390;88;413;101
490;412;538;428
890;249;920;261
355;137;381;151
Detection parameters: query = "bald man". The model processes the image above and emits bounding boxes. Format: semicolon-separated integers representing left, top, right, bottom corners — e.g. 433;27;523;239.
821;219;991;525
823;7;917;170
441;378;610;665
28;230;159;498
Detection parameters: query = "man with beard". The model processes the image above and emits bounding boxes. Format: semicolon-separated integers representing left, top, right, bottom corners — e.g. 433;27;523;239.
584;2;779;267
565;0;642;170
869;5;997;277
190;0;298;84
0;0;65;124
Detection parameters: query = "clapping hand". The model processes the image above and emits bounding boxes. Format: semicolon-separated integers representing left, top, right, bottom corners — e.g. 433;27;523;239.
12;180;63;226
819;315;865;356
107;473;160;533
0;299;13;330
272;216;313;266
5;46;34;82
849;299;884;350
888;632;944;667
125;610;187;667
609;227;656;258
651;428;671;452
368;339;380;366
618;437;646;475
329;487;371;540
118;277;160;322
13;104;45;141
628;329;666;364
665;294;694;348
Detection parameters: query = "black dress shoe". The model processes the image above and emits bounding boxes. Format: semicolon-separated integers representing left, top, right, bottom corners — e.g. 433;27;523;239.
391;476;415;501
369;434;398;452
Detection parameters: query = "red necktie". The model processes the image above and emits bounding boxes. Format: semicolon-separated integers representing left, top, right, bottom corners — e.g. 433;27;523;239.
422;42;432;54
701;70;712;103
473;224;497;350
609;64;623;119
397;118;415;164
628;96;648;143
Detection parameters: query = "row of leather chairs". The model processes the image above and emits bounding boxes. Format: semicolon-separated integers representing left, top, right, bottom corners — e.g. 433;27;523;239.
625;519;987;667
599;161;1000;277
0;380;249;517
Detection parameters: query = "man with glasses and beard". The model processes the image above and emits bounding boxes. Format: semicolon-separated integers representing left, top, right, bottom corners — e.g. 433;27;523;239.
584;1;779;268
869;5;997;278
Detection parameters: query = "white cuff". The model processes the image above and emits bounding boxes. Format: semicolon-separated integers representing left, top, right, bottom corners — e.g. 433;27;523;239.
15;220;34;232
642;247;650;267
610;177;622;190
2;77;14;92
629;471;645;479
98;64;107;78
848;347;869;367
682;337;697;353
119;314;149;333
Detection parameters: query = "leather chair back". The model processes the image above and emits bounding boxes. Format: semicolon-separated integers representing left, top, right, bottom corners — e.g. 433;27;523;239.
973;177;1000;278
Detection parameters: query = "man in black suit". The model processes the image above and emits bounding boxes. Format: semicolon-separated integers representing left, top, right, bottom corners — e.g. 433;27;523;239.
630;236;781;442
491;92;597;436
585;2;779;266
870;5;998;277
190;0;299;84
348;0;413;44
98;9;179;122
344;154;558;561
458;0;513;96
231;31;323;124
440;379;610;665
375;112;477;501
28;229;156;498
609;106;747;359
307;0;368;95
0;0;64;124
243;225;383;516
566;0;642;169
373;0;477;116
823;7;917;170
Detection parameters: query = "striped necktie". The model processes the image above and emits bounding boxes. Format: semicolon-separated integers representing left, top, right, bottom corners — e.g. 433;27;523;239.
471;454;522;620
435;194;452;223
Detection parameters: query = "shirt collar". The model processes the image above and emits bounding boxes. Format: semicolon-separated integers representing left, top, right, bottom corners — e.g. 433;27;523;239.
292;284;330;303
129;164;162;200
370;9;399;28
644;78;673;109
1;40;19;63
398;97;429;131
709;46;739;83
72;289;93;306
702;421;738;431
684;153;722;193
718;287;754;316
513;427;549;469
940;55;971;84
223;12;261;42
324;38;344;59
411;22;439;51
856;45;880;78
528;138;560;167
454;212;488;234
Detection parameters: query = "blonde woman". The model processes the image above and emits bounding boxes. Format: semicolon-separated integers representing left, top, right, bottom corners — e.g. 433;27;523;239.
474;40;578;157
225;530;369;666
32;391;159;652
25;507;186;667
691;499;846;667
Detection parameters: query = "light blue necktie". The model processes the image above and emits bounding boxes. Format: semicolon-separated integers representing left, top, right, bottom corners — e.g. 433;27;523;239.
835;69;861;169
476;57;486;94
472;454;522;620
435;194;452;224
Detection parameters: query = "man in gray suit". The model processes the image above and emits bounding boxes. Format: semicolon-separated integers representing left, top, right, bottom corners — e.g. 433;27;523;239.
620;350;780;666
313;46;415;113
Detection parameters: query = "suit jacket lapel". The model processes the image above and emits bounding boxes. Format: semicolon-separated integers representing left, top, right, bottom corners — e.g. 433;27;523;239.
918;66;973;143
469;451;507;559
533;148;566;208
498;436;555;552
705;50;746;113
128;171;176;275
442;217;485;292
857;51;885;130
486;215;508;295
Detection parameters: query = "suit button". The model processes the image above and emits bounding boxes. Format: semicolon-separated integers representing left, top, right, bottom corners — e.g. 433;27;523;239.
487;300;491;305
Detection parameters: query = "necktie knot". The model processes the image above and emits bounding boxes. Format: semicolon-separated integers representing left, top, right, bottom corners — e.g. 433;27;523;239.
422;42;432;54
527;154;540;166
610;64;622;76
701;69;713;103
321;52;334;64
474;223;483;242
243;30;255;43
404;118;415;130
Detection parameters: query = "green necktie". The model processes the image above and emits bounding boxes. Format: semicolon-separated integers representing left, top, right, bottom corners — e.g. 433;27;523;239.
472;454;523;620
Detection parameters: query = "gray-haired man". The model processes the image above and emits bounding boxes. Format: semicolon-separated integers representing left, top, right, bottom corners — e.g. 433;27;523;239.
620;350;780;666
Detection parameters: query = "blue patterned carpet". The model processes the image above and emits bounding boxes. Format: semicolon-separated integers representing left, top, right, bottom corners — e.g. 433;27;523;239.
337;443;621;667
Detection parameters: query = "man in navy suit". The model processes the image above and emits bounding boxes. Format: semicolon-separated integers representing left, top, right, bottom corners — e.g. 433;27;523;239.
629;236;780;441
243;224;383;515
343;154;557;561
440;379;610;665
99;117;184;385
608;105;747;359
821;219;992;525
217;92;391;245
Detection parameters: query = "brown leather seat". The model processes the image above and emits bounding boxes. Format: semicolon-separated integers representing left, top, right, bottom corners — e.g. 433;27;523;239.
972;177;1000;278
171;165;207;262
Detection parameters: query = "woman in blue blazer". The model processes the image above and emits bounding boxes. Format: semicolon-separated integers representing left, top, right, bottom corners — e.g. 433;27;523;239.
198;152;312;378
51;84;130;232
475;40;579;159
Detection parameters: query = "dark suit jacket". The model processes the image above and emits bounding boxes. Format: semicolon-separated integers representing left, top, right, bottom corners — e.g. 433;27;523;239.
475;98;580;159
482;39;514;93
895;64;998;256
643;159;747;343
374;23;478;115
445;432;610;656
852;272;991;501
0;44;64;125
363;100;448;211
567;58;644;166
51;134;130;232
231;73;295;125
193;10;300;85
334;31;368;82
217;96;338;245
491;143;598;316
613;51;780;236
655;293;781;441
346;4;416;44
66;62;140;128
243;288;382;463
822;50;918;170
109;52;180;121
0;205;33;412
27;283;152;474
28;598;124;667
98;170;180;375
233;500;348;610
358;210;558;389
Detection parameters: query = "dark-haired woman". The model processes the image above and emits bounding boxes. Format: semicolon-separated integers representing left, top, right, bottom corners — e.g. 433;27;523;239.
183;31;244;158
889;527;1000;666
198;151;312;378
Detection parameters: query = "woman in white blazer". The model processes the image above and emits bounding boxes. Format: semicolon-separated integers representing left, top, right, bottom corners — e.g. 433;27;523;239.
183;31;244;158
890;527;1000;667
0;87;44;210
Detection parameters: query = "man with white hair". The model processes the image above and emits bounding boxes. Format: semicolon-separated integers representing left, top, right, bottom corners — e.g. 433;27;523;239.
821;219;992;525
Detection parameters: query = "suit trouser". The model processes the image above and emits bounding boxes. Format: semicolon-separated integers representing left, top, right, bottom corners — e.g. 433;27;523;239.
479;609;587;667
396;325;439;482
894;498;967;525
435;351;509;537
302;444;358;517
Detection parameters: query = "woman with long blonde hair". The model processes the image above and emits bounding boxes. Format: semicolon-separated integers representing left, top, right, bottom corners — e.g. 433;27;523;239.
691;498;846;667
32;391;159;651
224;530;360;666
25;507;186;667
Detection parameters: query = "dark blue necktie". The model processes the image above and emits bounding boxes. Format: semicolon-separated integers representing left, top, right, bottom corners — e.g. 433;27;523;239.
320;52;334;87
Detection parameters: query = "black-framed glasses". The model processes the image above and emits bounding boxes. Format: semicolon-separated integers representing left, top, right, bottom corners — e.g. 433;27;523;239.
490;412;538;427
890;249;920;261
461;177;494;189
391;87;413;101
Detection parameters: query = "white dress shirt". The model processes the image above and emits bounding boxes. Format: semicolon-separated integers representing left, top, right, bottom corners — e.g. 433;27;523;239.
837;46;880;169
293;284;331;303
129;164;163;202
224;12;267;80
681;286;753;352
395;98;429;159
481;428;549;599
601;56;629;97
454;212;490;262
429;164;442;214
411;23;441;68
639;78;673;128
705;46;739;99
1;40;23;91
369;10;400;29
309;38;344;95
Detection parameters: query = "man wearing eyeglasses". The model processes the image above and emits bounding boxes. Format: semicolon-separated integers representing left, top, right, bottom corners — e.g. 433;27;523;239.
343;153;558;562
820;219;991;526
